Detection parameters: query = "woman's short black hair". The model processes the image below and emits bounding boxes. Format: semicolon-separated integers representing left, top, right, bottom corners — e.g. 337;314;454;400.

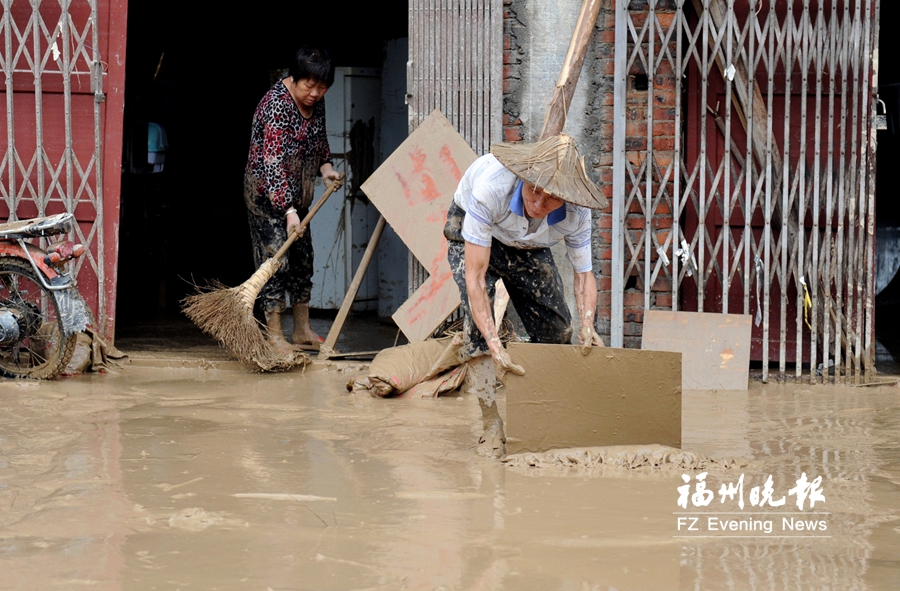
290;46;335;87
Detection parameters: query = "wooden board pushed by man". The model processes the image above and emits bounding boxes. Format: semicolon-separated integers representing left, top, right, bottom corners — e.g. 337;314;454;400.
503;343;682;455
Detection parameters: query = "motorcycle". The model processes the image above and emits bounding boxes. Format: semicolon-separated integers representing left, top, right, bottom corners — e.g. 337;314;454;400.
0;213;89;378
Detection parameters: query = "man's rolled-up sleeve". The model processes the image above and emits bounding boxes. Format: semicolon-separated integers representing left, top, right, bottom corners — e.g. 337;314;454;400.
564;208;593;273
461;188;495;247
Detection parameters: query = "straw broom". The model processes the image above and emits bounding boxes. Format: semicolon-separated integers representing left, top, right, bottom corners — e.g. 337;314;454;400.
183;176;344;371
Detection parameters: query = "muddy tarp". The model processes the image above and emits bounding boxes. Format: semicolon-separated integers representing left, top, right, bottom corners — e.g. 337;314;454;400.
348;336;466;398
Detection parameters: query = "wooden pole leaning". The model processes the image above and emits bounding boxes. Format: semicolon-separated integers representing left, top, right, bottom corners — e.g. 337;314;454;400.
320;215;387;358
539;0;602;140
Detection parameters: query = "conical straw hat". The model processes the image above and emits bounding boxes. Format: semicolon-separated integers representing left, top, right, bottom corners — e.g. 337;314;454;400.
490;134;608;210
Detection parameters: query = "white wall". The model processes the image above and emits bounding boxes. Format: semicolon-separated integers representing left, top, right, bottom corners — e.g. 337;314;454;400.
376;38;411;318
514;3;594;333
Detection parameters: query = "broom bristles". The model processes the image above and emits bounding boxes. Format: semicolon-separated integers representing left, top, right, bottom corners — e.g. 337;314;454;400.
182;282;308;372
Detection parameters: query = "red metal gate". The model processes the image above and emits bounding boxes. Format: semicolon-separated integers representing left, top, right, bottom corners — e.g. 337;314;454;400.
0;0;127;340
682;1;846;363
612;0;879;382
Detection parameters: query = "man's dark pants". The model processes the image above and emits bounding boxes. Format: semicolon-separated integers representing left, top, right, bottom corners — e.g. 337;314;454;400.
444;202;573;360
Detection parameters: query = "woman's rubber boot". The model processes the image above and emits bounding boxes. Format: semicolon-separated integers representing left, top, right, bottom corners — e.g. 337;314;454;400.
467;356;506;458
265;310;299;355
290;303;323;350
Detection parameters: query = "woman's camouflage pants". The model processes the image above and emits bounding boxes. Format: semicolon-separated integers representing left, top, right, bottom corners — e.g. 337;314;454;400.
444;202;572;360
246;202;314;314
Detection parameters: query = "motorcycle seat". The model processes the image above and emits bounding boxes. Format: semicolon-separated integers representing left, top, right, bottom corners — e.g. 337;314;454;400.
0;213;74;239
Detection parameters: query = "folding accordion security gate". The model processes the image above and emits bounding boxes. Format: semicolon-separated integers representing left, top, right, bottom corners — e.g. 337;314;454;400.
612;0;880;383
0;0;127;339
406;0;504;308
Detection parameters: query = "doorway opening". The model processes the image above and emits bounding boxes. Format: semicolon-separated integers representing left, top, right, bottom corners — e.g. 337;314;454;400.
116;3;408;351
874;3;900;374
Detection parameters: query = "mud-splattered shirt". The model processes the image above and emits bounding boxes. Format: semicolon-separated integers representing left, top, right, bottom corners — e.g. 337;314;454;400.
453;154;593;273
244;81;332;212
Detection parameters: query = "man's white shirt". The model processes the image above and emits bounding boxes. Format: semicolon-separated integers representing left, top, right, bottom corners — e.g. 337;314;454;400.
453;153;593;273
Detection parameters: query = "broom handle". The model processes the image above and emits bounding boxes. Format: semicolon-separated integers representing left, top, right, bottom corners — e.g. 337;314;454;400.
271;174;345;263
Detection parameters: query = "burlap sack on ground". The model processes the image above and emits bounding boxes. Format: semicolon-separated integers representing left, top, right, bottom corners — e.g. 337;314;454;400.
348;336;466;398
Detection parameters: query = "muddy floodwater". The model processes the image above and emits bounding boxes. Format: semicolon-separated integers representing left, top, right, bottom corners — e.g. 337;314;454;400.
0;361;899;590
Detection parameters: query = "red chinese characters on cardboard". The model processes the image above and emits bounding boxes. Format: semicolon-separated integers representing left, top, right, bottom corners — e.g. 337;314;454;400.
361;110;477;342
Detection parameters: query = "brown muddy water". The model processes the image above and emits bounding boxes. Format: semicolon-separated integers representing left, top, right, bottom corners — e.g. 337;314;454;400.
0;363;898;590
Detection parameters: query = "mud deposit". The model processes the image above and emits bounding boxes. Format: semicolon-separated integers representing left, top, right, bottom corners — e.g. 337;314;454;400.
0;366;898;590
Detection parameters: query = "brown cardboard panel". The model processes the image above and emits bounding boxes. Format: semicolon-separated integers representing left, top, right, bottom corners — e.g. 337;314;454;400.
390;271;461;343
504;343;682;454
360;110;477;342
641;310;752;391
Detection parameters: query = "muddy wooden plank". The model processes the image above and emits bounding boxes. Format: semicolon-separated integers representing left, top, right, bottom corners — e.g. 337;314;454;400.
504;344;681;454
361;110;477;342
642;310;751;391
322;216;386;352
539;0;602;140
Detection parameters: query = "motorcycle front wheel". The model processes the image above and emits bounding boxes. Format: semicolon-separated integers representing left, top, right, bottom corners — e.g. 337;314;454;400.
0;258;76;378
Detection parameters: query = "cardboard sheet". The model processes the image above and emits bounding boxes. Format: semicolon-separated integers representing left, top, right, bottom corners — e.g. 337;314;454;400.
504;343;682;454
641;310;752;391
361;110;477;342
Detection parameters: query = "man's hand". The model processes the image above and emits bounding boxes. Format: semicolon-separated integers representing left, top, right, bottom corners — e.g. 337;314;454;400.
578;323;605;354
573;269;602;354
464;242;524;381
491;343;525;381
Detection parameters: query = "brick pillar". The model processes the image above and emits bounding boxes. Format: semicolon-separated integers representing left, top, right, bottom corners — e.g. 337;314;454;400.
592;1;679;348
502;0;524;143
502;0;678;348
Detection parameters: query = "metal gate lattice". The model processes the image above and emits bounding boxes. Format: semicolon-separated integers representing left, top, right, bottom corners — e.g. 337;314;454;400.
612;0;879;383
407;0;504;300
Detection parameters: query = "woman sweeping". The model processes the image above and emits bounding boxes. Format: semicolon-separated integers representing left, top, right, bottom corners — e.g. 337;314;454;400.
243;46;340;354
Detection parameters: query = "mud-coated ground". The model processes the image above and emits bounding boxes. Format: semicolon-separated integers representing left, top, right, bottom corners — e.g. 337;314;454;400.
1;357;899;590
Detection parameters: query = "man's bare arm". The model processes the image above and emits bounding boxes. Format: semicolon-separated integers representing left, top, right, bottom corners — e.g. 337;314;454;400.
574;269;604;352
464;241;525;378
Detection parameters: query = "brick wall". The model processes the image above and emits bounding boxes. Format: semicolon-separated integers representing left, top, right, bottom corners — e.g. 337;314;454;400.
502;0;525;143
502;0;678;348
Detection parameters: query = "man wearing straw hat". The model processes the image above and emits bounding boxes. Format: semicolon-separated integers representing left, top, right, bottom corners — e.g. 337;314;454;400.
445;133;609;458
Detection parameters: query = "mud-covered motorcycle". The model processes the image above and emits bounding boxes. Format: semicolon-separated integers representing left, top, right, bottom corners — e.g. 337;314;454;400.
0;213;89;378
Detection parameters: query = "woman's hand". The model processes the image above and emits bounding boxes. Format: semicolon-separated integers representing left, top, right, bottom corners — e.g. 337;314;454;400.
286;210;302;237
321;164;341;189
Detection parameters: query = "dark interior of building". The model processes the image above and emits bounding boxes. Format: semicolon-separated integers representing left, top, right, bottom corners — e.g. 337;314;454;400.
115;2;408;339
874;3;900;373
